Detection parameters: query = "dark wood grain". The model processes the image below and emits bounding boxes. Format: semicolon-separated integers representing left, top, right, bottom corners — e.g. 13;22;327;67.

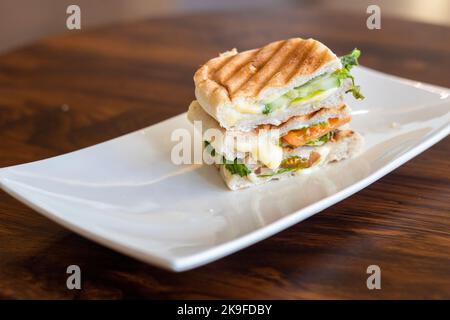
0;6;449;299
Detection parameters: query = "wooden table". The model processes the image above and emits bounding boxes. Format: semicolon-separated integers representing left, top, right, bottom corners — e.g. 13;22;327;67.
0;6;449;299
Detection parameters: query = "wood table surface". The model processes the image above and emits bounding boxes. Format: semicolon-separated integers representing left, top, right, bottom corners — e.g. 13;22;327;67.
0;6;449;299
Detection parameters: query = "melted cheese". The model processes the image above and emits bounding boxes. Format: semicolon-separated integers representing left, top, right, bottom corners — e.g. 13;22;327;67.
257;137;283;170
222;107;242;126
235;133;283;170
233;100;264;114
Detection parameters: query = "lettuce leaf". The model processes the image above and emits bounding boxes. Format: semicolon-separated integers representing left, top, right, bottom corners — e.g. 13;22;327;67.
262;104;273;115
258;167;294;178
340;48;361;70
305;131;334;146
204;140;216;156
335;48;364;99
204;141;250;177
224;158;251;177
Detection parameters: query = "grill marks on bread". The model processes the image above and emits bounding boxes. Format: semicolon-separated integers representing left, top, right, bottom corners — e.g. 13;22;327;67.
195;38;336;102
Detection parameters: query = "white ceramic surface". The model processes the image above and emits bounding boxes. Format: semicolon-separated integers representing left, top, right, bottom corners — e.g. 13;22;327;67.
0;66;449;271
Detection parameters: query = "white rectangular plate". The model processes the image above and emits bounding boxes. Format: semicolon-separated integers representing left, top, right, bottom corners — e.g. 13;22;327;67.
1;67;449;271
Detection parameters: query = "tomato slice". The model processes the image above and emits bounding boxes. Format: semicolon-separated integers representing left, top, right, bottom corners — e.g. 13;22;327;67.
282;115;351;148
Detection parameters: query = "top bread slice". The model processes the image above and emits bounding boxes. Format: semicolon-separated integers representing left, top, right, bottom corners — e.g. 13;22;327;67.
194;38;342;131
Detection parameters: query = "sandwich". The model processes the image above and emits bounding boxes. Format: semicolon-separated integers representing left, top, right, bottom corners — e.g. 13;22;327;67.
187;37;364;190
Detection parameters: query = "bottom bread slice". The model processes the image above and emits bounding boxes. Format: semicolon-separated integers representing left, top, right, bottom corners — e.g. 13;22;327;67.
217;129;363;190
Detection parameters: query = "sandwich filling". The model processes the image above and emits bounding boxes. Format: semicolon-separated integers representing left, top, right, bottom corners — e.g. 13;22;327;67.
206;128;354;181
281;114;352;147
230;105;352;170
207;105;352;174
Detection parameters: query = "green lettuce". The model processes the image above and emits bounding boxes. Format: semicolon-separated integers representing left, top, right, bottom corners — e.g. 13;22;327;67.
258;156;310;177
204;140;216;156
262;104;273;115
224;158;251;177
340;48;361;70
204;141;250;177
305;131;334;146
335;48;364;99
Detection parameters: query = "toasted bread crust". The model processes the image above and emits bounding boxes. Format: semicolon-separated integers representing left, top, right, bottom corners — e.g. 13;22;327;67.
194;38;338;103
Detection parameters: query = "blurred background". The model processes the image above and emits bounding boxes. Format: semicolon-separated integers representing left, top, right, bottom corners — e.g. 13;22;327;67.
1;0;449;54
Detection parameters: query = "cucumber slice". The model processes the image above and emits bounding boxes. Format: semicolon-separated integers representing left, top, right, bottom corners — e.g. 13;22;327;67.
290;89;324;104
293;74;339;98
261;73;341;114
263;95;290;115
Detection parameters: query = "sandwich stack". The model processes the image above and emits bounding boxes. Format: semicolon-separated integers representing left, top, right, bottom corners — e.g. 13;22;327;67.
188;38;364;190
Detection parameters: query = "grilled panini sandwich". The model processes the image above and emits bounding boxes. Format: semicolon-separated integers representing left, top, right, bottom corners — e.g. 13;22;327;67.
188;38;364;190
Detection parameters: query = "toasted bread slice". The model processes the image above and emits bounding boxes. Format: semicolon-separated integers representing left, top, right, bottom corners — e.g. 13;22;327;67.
194;38;343;130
